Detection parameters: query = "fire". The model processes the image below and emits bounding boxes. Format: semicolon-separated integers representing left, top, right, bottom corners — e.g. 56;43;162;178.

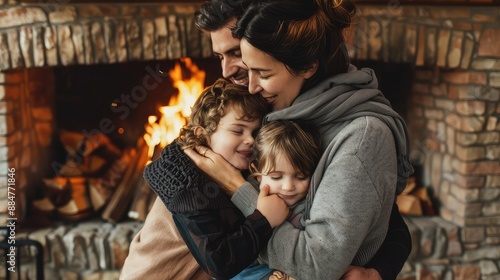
143;58;206;162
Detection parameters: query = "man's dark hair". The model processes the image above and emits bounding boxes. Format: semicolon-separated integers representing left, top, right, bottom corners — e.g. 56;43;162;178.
194;0;251;31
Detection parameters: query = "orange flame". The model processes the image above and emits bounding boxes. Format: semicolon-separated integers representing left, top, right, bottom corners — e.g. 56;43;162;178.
144;58;206;162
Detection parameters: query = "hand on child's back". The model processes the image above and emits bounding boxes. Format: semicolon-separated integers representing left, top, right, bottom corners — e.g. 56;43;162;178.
257;185;289;228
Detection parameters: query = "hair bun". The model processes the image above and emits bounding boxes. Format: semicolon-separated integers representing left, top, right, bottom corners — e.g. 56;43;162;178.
315;0;356;30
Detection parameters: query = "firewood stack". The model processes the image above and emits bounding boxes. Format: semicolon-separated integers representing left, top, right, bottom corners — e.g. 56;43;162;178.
396;177;436;216
32;130;156;224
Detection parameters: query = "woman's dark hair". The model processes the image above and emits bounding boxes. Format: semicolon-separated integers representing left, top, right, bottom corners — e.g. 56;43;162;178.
233;0;356;91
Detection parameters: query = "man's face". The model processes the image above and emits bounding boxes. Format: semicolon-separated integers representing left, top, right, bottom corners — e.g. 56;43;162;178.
210;18;249;86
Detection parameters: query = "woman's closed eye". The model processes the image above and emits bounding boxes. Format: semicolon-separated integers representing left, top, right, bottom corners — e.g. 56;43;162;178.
259;74;271;80
254;69;272;80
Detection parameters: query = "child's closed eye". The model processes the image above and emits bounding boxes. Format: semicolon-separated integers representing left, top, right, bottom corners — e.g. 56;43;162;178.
295;173;308;181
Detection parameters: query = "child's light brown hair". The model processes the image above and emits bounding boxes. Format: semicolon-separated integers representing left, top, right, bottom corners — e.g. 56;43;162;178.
177;78;271;149
251;120;321;178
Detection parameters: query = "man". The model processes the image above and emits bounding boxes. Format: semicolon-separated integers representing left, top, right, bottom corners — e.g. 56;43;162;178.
194;0;248;86
121;1;411;279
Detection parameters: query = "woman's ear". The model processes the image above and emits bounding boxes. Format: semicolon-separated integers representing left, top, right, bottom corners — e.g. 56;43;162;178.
303;62;318;79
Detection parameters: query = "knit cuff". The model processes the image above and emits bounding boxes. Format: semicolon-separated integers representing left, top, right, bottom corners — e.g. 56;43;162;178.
231;181;259;217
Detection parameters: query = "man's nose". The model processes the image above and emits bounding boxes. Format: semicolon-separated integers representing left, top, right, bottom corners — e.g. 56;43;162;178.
221;58;236;79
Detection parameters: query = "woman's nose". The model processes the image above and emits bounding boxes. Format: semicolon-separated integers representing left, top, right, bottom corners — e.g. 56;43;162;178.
248;73;262;94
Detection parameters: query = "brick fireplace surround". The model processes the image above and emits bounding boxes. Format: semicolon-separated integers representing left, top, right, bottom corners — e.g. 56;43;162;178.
1;0;499;279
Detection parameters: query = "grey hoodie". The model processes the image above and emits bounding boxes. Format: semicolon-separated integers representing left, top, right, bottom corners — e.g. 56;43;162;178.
231;65;413;279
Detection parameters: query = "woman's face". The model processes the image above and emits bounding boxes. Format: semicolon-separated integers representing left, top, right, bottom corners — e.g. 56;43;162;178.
206;104;261;171
240;39;313;110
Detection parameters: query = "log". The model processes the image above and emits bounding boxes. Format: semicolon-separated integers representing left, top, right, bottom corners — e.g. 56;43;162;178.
127;176;155;221
90;148;134;211
127;145;161;221
396;194;423;216
411;185;436;216
59;129;121;159
101;138;149;223
396;176;436;216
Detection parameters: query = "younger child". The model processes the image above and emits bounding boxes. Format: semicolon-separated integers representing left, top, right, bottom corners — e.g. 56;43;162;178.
144;78;289;279
233;120;321;280
252;120;321;229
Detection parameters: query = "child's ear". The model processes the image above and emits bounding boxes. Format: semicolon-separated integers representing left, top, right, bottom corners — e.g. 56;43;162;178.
250;162;259;174
194;126;209;145
194;126;205;137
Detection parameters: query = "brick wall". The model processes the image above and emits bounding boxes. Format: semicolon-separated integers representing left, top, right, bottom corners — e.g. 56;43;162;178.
0;68;55;226
347;3;500;279
0;1;211;70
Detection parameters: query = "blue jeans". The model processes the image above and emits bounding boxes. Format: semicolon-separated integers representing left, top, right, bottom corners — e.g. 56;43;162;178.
230;262;273;280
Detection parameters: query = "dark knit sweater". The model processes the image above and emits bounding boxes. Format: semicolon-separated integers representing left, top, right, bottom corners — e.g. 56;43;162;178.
143;140;273;279
144;140;235;213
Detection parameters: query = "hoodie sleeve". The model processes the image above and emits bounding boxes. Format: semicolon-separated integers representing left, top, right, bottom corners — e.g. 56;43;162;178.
230;181;260;217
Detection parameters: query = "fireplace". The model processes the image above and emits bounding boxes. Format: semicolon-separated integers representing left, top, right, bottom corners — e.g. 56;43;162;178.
1;0;499;279
0;1;223;278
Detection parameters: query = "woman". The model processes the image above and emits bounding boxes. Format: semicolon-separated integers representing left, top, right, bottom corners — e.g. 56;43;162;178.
185;0;413;279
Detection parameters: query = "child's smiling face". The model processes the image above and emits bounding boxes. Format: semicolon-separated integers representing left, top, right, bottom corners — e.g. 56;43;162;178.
259;153;310;207
206;105;261;171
